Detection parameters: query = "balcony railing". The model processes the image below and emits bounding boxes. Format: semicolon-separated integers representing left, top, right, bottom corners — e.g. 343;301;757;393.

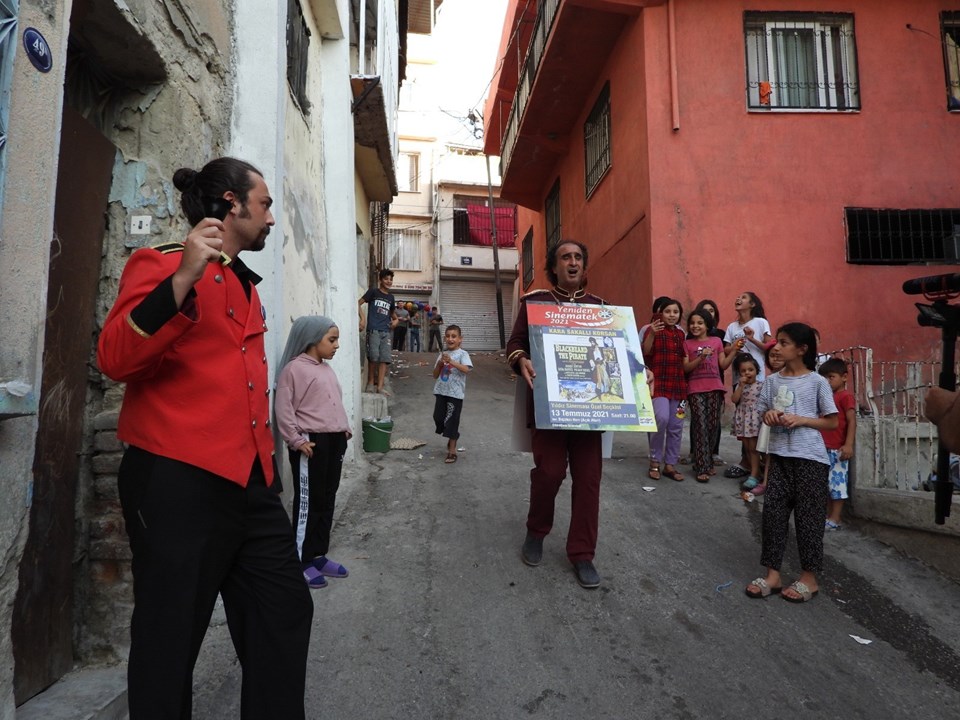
500;0;560;176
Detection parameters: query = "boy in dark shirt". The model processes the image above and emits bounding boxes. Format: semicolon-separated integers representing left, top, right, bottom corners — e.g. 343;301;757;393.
358;269;398;393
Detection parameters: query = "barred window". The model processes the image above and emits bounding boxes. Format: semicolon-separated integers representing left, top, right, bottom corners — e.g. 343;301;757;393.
545;179;561;255
286;0;311;113
397;152;419;192
845;208;960;265
584;82;611;197
522;229;534;289
942;12;960;111
745;12;859;111
385;227;421;271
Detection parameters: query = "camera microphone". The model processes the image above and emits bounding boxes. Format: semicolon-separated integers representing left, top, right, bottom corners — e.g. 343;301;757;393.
902;273;960;296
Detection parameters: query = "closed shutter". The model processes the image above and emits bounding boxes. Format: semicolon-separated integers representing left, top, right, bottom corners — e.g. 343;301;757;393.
440;279;514;351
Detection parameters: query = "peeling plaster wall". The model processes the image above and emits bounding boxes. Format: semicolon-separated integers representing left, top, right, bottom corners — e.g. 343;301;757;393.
0;3;70;714
80;0;236;666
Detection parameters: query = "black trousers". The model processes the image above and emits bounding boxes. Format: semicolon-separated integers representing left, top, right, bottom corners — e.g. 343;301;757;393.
760;455;830;574
290;432;348;562
393;326;407;351
118;447;313;720
433;394;464;439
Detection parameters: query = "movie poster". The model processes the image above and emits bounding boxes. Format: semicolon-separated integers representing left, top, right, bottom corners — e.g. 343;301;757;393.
527;302;656;431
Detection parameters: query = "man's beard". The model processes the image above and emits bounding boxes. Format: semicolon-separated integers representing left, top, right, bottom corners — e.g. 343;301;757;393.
251;227;269;251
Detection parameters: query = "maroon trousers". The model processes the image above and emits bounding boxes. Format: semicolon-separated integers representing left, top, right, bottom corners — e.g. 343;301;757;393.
527;428;603;562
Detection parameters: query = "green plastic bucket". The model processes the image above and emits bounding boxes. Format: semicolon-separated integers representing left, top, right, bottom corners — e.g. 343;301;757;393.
362;418;393;453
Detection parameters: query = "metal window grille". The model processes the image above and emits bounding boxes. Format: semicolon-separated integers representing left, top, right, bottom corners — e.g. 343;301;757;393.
744;12;860;111
584;82;611;196
544;179;561;255
522;229;534;289
845;208;960;264
0;0;18;221
942;12;960;110
397;152;419;192
286;0;311;113
385;227;421;271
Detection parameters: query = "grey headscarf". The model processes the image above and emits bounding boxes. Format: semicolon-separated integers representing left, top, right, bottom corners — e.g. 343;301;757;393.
277;315;338;372
272;315;338;453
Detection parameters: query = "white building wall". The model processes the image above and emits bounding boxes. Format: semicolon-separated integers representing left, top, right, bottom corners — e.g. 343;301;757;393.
232;0;364;467
230;0;288;373
320;0;364;456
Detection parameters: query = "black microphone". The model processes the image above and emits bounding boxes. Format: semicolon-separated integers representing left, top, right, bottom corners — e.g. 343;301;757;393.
902;273;960;296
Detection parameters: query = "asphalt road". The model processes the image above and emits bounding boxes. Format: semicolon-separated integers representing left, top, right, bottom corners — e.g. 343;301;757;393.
192;352;960;719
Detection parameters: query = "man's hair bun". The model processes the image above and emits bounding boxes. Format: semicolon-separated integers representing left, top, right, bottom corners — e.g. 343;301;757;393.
172;167;199;192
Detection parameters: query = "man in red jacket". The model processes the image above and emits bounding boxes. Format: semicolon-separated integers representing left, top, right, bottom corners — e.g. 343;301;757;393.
98;157;312;719
507;240;607;589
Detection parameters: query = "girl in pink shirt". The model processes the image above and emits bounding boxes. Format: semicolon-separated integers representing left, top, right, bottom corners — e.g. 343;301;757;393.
683;310;736;482
275;316;353;589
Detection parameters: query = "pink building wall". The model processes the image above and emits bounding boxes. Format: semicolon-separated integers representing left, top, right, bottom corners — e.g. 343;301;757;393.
495;0;958;362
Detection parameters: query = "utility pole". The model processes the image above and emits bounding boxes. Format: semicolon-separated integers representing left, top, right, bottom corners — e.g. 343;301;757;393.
484;153;506;348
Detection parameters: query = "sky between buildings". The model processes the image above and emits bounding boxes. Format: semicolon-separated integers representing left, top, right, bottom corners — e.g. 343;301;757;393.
408;0;509;146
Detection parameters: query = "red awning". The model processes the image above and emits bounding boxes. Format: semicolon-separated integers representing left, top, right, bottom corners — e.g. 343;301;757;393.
466;203;515;246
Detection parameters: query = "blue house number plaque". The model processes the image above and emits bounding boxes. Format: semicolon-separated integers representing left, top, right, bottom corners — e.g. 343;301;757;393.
23;28;52;73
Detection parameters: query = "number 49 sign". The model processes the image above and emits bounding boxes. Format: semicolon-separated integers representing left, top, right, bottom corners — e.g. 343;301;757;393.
23;28;52;73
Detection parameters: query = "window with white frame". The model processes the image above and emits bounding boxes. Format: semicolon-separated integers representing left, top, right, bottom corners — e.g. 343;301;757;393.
745;12;860;111
397;152;419;192
385;227;421;270
942;12;960;111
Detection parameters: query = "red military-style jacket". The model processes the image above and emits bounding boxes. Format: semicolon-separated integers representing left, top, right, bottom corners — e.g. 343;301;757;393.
97;243;276;487
506;287;606;430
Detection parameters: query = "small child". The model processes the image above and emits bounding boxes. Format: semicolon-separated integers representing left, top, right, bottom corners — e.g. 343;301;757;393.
818;358;857;530
433;324;472;463
274;316;352;590
731;354;763;489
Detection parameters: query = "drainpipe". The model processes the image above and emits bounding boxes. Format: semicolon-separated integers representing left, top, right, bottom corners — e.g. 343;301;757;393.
668;0;680;131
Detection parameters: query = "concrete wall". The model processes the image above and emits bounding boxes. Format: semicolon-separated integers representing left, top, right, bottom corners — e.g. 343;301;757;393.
0;2;70;714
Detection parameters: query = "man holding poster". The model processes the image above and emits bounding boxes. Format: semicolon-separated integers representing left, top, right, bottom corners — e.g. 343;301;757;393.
507;240;608;589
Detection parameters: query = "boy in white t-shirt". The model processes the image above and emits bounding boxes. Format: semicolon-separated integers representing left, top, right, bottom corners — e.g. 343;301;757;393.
433;324;473;464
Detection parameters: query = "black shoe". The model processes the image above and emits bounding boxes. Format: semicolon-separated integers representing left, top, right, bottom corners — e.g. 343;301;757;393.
723;464;749;479
521;533;543;566
572;560;601;589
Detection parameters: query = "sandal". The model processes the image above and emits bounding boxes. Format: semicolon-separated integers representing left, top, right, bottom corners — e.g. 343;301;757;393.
782;580;818;603
745;577;781;599
664;466;684;482
751;483;766;496
444;453;458;463
648;463;661;480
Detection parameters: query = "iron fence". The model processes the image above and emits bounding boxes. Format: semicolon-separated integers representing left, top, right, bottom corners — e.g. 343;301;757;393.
825;346;957;491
